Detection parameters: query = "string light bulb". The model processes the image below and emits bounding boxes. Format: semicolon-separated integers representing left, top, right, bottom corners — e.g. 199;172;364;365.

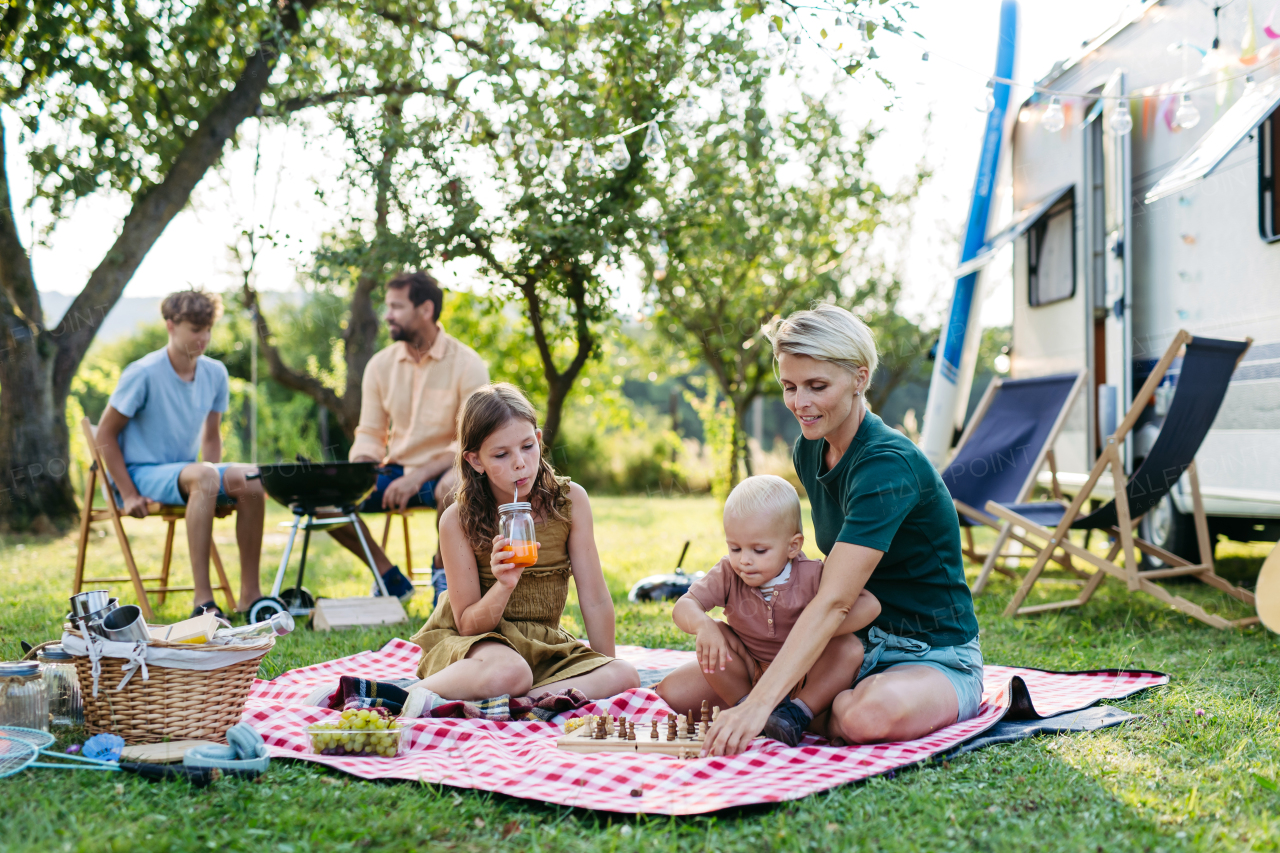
546;141;569;178
642;122;666;161
830;16;851;58
1108;98;1133;135
766;21;787;59
848;18;871;61
495;127;515;157
1041;96;1065;133
520;138;540;168
978;81;995;113
720;74;743;111
1174;92;1200;129
674;96;699;130
578;141;598;175
607;138;631;170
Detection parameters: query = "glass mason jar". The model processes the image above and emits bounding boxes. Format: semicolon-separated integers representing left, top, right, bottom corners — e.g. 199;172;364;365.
0;661;49;732
497;501;539;568
37;645;83;728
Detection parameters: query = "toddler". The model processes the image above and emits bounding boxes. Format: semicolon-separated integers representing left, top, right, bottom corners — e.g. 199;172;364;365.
655;475;879;745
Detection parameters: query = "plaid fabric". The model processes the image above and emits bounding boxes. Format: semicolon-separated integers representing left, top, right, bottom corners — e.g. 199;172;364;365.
243;639;1168;815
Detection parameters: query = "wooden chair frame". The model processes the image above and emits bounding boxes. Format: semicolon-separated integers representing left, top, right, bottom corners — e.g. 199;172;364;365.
947;371;1087;594
72;418;236;622
985;331;1258;629
380;506;438;583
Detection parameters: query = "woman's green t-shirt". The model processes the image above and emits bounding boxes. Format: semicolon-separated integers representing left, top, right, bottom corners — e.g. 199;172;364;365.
793;412;978;646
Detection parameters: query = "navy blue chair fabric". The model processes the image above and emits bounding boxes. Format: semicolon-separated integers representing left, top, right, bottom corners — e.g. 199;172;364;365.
942;373;1081;526
1001;336;1248;531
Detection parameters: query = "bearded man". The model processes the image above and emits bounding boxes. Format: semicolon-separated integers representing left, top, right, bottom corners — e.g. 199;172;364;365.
328;271;488;603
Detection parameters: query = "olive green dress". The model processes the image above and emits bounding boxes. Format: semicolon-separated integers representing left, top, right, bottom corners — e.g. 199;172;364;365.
411;479;614;687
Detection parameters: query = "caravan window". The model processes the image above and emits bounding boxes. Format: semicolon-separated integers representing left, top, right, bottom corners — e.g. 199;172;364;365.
1261;110;1280;242
1027;191;1076;306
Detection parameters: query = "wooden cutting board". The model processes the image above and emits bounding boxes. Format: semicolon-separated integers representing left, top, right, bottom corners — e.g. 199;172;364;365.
311;596;407;631
119;740;221;764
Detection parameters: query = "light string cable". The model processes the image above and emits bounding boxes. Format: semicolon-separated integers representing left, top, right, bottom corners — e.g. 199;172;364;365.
768;1;1279;101
919;40;1280;100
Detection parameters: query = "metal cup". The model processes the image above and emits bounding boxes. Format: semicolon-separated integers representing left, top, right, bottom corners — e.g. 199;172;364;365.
70;590;112;618
68;598;119;638
100;605;151;643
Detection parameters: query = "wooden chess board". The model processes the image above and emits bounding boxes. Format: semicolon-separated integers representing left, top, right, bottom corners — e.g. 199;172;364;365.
556;702;716;759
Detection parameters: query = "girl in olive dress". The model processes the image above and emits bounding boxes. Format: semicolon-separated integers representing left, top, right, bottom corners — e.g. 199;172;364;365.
410;383;640;701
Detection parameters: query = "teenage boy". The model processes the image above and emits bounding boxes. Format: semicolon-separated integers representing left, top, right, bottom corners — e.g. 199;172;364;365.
97;290;265;618
330;271;489;603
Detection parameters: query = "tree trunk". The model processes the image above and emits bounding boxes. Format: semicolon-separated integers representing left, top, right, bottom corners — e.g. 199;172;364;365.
521;271;594;457
0;12;314;530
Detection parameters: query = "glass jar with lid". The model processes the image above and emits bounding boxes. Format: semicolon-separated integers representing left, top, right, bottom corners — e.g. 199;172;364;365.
0;661;49;732
37;645;82;728
497;501;539;568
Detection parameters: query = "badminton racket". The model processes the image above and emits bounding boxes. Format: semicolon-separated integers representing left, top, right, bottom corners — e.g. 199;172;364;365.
0;731;219;786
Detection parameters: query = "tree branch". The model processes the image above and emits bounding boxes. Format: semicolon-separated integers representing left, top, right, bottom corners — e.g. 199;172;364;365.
48;1;323;403
241;282;344;414
271;80;456;115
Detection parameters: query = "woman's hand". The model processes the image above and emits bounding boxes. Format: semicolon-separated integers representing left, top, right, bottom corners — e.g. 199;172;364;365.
695;623;733;674
489;535;523;589
702;699;772;757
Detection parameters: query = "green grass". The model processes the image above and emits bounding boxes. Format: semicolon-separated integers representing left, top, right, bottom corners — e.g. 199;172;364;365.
2;496;1279;852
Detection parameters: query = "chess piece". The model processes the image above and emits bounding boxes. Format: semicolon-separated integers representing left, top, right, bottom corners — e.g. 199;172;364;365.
617;716;626;739
712;706;720;722
652;720;659;740
594;716;605;739
677;714;687;739
701;700;710;724
667;717;677;741
629;722;637;741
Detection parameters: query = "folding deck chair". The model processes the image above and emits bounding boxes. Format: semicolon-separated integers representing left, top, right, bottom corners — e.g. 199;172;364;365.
942;371;1086;594
72;417;237;622
984;331;1258;629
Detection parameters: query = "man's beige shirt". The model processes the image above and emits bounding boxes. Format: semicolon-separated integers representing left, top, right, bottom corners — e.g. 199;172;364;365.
348;327;489;472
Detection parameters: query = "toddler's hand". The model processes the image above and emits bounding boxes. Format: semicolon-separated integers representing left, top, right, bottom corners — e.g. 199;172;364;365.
490;535;523;589
695;624;733;674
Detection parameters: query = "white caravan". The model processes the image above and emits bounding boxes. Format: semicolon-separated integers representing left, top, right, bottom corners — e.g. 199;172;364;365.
962;0;1280;562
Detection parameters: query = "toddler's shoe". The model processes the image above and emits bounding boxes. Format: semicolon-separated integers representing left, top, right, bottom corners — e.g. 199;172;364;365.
761;699;812;747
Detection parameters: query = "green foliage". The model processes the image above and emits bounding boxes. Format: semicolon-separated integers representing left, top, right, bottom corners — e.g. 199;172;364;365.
4;0;282;217
684;385;737;504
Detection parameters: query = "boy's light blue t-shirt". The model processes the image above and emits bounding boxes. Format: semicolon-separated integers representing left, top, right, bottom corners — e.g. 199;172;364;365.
107;348;229;466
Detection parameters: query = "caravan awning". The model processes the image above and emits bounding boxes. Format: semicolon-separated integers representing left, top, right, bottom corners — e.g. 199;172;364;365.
953;184;1074;279
1145;76;1280;203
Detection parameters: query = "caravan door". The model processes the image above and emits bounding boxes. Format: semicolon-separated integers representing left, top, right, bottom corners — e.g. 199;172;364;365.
1101;71;1133;469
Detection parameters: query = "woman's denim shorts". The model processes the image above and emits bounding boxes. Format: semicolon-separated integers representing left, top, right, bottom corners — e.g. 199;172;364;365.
856;626;985;723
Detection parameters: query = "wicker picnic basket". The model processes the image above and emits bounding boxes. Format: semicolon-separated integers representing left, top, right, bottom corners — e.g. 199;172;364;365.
67;631;274;744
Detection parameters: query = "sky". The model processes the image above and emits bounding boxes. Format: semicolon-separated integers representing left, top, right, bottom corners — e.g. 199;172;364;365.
5;1;1142;330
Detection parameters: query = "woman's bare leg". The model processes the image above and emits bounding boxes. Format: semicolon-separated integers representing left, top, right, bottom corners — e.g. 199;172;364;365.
417;641;534;700
526;660;641;701
827;665;959;744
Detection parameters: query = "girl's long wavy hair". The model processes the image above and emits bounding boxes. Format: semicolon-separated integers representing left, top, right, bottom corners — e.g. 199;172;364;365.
453;383;569;551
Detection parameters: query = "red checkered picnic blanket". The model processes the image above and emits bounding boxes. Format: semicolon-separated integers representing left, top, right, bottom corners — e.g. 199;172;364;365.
243;639;1167;814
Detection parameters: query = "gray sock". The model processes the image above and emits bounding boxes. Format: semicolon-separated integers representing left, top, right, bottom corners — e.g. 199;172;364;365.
792;698;814;721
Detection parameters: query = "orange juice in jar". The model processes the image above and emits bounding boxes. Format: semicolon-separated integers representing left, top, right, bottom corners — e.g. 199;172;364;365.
498;501;538;568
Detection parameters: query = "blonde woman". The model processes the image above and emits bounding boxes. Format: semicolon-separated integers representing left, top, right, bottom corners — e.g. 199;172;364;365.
703;303;982;755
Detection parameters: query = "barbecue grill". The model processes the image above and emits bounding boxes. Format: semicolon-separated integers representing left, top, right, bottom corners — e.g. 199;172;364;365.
246;458;385;623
